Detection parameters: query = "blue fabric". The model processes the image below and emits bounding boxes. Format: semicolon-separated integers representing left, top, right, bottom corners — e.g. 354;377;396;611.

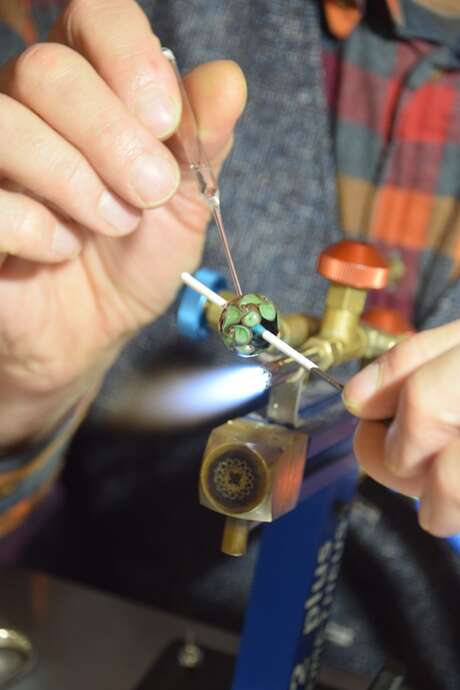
0;22;24;61
398;0;460;50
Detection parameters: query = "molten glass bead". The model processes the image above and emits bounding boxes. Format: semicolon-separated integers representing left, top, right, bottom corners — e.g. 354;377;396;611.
219;293;279;356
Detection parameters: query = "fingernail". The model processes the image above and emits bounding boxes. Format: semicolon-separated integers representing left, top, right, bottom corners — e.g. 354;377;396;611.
343;362;382;411
98;191;141;235
129;154;180;206
135;86;180;138
52;223;81;258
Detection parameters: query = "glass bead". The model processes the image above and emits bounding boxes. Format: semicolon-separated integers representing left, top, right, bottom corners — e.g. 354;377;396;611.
218;293;279;356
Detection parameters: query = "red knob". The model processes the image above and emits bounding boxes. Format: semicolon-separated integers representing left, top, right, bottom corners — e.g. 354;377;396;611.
361;307;414;335
317;240;389;289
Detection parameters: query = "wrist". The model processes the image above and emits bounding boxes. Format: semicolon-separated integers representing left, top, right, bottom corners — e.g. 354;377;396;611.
0;346;121;451
0;376;96;451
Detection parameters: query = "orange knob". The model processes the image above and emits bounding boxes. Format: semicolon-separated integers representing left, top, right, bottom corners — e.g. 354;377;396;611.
323;0;362;39
361;307;414;335
317;240;389;290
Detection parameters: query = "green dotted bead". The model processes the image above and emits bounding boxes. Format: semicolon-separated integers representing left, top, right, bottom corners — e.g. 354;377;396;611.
218;292;279;356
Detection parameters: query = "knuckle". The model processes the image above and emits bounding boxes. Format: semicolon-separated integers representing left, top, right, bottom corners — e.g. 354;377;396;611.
2;204;40;256
16;202;50;248
380;338;411;381
64;0;100;26
88;108;122;139
64;0;148;49
380;334;425;383
89;115;143;162
59;153;89;188
113;28;162;65
63;0;91;44
115;45;160;75
14;43;81;96
386;455;414;479
384;441;405;477
16;43;64;82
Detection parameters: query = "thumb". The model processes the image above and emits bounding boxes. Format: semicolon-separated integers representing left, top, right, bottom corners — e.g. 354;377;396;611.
343;318;460;420
173;59;247;173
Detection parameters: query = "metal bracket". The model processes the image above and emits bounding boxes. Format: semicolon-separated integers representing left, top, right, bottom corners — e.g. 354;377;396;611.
266;367;308;427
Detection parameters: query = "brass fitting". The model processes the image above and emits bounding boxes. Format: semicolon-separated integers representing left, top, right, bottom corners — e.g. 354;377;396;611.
300;240;391;371
202;243;403;375
200;418;308;556
321;284;367;341
360;323;406;359
279;313;320;349
303;284;369;369
221;518;251;557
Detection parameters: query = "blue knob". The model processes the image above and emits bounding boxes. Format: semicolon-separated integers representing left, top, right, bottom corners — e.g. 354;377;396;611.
177;268;228;340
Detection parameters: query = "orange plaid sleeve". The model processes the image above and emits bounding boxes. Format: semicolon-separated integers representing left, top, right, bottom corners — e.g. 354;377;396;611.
0;390;95;537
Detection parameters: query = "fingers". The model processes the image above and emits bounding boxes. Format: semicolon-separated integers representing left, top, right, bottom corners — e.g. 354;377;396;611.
5;43;180;209
343;319;460;419
180;60;247;170
51;0;181;139
383;344;460;478
354;421;425;498
154;60;246;235
352;344;460;531
0;0;247;269
354;344;460;481
419;437;460;536
0;93;143;238
357;422;460;538
53;0;246;176
0;187;81;262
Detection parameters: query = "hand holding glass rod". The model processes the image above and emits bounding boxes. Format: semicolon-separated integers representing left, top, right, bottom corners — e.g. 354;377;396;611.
163;48;243;296
181;272;344;392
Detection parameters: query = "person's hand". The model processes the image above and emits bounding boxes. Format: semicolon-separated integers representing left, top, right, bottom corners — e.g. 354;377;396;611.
0;0;246;447
343;320;460;537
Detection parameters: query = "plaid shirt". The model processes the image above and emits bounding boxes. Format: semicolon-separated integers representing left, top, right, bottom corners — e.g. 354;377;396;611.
323;0;460;324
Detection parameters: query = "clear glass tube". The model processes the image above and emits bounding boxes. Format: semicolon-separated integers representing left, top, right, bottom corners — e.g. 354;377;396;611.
162;48;242;296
